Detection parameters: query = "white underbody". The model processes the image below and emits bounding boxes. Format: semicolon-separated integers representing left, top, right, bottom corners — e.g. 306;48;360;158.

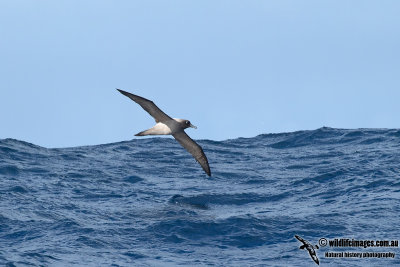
140;118;184;135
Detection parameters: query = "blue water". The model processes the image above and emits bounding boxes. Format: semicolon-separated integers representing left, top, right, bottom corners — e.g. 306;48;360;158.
1;127;400;266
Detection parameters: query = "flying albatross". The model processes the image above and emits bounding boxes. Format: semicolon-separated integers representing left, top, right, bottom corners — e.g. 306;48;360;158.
117;89;211;176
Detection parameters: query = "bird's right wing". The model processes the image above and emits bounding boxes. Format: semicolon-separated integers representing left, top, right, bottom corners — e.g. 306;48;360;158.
117;89;172;123
173;131;211;176
310;252;319;265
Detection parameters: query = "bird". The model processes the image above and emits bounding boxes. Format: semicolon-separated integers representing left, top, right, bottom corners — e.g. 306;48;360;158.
116;89;211;176
294;235;320;265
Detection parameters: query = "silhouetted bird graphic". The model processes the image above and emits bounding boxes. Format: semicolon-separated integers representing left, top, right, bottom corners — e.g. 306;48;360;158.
295;235;320;265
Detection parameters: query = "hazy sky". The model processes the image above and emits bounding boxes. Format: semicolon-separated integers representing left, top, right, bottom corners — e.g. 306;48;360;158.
1;1;399;147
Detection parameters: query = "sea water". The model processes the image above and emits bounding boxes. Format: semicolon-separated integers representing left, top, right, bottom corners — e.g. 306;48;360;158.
1;127;399;266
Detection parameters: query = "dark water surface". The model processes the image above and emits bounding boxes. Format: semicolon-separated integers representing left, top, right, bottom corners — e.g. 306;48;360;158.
1;127;400;266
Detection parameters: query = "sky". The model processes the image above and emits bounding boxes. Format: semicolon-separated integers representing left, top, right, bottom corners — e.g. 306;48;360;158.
1;0;399;148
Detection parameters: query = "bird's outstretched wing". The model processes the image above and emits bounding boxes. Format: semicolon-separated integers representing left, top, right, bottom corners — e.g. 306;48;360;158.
309;251;320;265
173;131;211;176
117;89;172;123
295;235;310;246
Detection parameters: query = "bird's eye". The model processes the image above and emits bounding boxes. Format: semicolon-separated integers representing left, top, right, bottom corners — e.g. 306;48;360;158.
186;121;190;125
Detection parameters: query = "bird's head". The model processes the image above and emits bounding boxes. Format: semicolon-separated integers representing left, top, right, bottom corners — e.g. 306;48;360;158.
183;120;197;129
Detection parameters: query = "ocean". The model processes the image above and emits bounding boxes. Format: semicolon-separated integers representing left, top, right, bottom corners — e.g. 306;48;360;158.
1;127;399;266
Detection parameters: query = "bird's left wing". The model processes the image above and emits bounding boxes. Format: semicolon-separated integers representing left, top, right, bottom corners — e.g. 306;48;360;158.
117;89;172;123
173;131;211;176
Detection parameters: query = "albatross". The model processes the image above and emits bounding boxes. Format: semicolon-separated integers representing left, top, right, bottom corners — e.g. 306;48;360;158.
117;89;211;176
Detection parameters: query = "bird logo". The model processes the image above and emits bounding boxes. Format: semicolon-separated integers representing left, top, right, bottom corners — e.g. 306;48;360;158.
294;235;320;265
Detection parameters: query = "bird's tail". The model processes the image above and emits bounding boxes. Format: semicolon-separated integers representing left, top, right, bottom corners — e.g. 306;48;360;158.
135;127;159;136
135;130;150;136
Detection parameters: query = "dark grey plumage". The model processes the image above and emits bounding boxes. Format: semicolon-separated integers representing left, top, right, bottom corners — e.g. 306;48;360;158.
173;131;211;176
117;89;171;123
117;89;211;176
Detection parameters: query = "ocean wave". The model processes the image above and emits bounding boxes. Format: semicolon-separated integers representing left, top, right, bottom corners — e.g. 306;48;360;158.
1;128;399;266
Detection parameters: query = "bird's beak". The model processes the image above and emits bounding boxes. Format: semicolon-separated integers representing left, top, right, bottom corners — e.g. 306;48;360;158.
190;123;197;129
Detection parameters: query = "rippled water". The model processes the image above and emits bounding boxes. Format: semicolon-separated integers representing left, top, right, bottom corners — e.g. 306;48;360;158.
1;127;400;266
